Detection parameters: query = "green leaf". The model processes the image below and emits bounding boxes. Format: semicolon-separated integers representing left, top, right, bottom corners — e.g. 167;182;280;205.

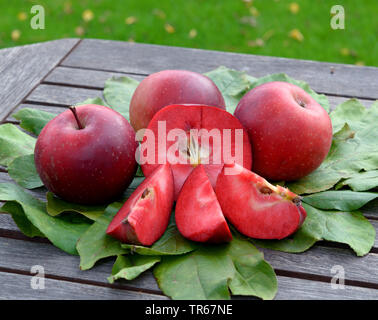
253;203;375;256
0;124;36;166
108;254;160;283
46;192;106;221
0;183;91;255
76;202;127;270
226;235;277;300
75;97;109;107
121;214;197;256
288;103;378;194
13;108;56;136
249;73;330;112
154;245;235;300
204;66;255;114
303;190;378;211
336;170;378;191
0;201;44;238
8;154;43;189
154;235;277;300
103;76;140;120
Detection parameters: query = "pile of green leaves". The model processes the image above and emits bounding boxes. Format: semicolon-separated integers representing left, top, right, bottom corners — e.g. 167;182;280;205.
0;66;377;300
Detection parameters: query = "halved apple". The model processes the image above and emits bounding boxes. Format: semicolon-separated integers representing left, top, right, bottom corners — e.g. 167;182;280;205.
140;104;252;199
175;164;232;243
215;163;307;240
106;164;174;245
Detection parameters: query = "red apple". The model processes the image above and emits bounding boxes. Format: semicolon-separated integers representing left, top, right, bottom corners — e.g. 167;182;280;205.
234;81;332;181
215;163;307;240
175;164;232;243
34;104;138;205
140;104;252;199
106;164;174;245
129;70;226;132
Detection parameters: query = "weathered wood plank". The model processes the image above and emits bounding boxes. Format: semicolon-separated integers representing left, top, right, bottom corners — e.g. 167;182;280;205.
44;66;145;89
0;39;80;122
23;84;374;113
0;237;377;300
25;84;102;107
262;246;378;286
61;39;378;99
274;276;378;300
0;271;167;300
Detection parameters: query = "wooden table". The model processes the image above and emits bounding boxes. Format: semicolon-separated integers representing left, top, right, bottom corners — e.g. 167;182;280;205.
0;38;377;300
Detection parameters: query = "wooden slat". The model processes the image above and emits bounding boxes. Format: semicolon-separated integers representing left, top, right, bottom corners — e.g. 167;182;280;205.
0;271;166;300
0;39;80;122
23;84;374;113
61;39;378;99
0;237;377;300
262;246;378;287
44;66;145;89
274;276;378;300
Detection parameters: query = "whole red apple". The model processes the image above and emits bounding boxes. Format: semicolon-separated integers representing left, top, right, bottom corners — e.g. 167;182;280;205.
35;104;138;205
234;81;332;181
129;70;226;132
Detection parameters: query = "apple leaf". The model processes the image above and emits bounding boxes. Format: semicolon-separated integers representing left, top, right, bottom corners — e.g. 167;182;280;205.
8;154;43;189
0;201;44;238
248;73;330;113
204;66;255;114
12;108;56;136
103;77;140;120
0;124;36;166
121;215;197;256
76;202;127;270
288;100;378;194
46;192;106;221
0;183;91;255
302;190;378;211
335;170;378;192
75;97;110;107
108;254;160;283
154;234;277;300
253;203;375;257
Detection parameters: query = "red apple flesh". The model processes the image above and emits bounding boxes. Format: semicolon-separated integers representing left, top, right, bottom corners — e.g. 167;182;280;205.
175;164;232;243
34;104;138;205
129;70;226;132
140;104;252;199
106;164;174;245
234;81;333;181
215;163;307;240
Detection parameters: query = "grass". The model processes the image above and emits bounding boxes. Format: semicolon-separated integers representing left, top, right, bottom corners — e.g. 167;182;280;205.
1;0;377;66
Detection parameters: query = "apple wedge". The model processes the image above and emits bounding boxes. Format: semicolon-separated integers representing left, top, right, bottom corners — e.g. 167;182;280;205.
215;163;307;240
176;164;232;243
106;164;174;245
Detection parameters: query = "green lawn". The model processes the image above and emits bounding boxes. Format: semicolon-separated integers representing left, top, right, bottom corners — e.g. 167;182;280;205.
1;0;377;66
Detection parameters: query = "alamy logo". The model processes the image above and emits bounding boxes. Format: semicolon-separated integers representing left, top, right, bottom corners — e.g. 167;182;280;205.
30;265;45;290
30;5;45;30
330;5;345;30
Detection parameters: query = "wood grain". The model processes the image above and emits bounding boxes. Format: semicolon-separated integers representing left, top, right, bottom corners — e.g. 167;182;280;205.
61;39;378;99
0;270;167;300
0;39;80;122
22;83;374;113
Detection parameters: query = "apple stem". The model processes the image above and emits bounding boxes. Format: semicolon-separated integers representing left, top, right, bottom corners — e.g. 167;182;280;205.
69;106;84;129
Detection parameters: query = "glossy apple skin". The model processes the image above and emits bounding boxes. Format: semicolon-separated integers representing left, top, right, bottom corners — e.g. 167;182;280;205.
34;104;138;205
106;164;174;245
176;164;232;243
215;163;307;240
129;70;226;132
141;104;252;199
234;81;332;181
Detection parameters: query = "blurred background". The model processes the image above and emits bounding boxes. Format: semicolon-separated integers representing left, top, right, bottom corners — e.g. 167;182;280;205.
1;0;377;66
